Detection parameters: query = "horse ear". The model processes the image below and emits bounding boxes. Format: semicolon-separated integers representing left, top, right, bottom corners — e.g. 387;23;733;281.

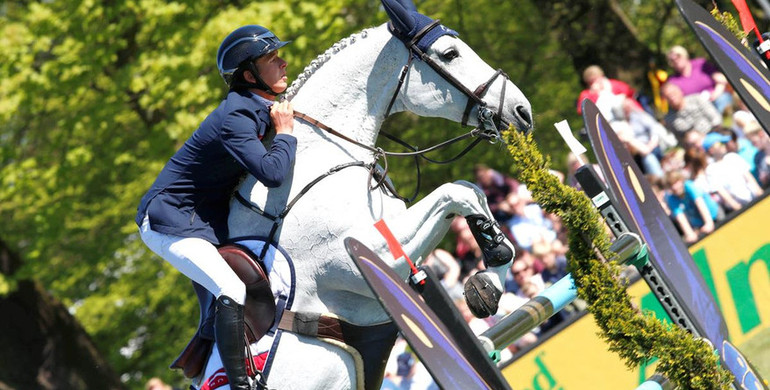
381;0;415;37
393;0;417;12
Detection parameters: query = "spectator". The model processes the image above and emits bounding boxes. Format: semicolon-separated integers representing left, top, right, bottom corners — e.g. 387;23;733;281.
576;65;643;119
449;216;483;278
565;153;605;192
422;249;462;300
503;193;557;252
620;95;678;153
666;45;732;114
703;132;763;211
661;82;722;139
612;120;664;179
508;252;545;299
681;129;707;153
473;164;522;222
732;104;757;138
744;121;770;187
715;126;760;179
661;147;686;174
664;170;719;243
532;240;567;286
145;378;176;390
684;146;737;213
648;174;673;216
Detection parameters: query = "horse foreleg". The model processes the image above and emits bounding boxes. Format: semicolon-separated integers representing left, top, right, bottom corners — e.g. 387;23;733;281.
352;180;514;317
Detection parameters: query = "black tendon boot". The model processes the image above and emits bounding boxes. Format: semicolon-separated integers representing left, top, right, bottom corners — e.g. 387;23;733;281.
464;214;513;267
215;295;253;390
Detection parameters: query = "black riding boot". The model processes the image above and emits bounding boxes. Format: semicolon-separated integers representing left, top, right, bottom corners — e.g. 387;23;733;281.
215;295;253;390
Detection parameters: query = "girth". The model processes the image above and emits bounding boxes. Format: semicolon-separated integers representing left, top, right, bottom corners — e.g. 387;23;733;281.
278;310;398;390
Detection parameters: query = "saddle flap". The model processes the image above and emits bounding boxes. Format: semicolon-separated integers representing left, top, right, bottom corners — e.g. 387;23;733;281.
218;244;277;343
170;244;278;378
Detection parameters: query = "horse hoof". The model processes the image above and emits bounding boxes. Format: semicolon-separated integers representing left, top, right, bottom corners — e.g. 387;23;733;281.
463;272;502;318
465;214;513;267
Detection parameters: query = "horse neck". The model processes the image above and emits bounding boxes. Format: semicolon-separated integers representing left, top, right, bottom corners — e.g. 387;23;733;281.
289;25;406;157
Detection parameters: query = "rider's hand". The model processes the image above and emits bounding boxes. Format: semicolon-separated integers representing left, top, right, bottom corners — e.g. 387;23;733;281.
271;100;294;135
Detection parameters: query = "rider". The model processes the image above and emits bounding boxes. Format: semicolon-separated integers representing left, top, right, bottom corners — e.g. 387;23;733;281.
135;25;296;390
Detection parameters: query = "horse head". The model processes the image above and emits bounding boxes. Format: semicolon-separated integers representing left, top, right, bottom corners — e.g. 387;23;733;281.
381;0;533;135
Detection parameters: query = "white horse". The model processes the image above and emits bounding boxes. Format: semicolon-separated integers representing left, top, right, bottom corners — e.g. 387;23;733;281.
195;0;532;388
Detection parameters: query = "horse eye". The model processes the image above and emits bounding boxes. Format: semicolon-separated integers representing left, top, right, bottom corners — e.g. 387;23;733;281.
442;48;459;61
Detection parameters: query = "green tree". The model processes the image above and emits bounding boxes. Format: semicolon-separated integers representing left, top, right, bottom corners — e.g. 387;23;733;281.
1;1;380;388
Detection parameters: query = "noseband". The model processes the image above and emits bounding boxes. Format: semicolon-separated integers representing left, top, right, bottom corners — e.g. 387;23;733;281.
384;19;510;136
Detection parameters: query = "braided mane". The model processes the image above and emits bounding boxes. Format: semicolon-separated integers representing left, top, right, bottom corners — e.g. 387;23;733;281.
284;28;374;100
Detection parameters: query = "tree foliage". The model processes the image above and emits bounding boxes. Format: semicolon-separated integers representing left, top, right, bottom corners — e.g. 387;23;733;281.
0;0;735;388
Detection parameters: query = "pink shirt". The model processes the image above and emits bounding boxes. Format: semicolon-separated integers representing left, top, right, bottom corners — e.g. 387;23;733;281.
667;58;719;96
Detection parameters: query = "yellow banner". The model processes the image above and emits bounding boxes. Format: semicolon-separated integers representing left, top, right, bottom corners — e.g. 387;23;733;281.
501;196;770;389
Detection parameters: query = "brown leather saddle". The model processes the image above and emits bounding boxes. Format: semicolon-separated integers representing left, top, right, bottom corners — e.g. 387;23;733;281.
170;244;276;378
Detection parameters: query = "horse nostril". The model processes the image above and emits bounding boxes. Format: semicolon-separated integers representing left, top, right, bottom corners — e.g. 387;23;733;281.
515;105;533;130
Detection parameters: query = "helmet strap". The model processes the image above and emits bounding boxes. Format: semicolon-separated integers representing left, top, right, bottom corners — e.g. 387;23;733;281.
245;62;279;96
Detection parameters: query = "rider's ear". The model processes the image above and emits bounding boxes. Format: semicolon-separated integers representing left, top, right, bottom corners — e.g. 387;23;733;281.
243;67;258;84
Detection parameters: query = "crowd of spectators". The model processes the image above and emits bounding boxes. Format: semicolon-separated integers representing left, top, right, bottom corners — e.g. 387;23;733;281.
380;45;770;389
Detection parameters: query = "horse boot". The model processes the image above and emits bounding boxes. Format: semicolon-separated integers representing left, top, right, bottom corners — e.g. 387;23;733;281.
215;295;256;390
463;214;513;318
464;214;513;268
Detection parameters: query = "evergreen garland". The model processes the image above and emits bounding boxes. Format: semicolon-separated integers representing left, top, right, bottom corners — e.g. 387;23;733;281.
502;130;732;389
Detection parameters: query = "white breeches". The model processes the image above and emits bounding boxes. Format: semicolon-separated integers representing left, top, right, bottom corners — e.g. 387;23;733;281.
140;214;247;305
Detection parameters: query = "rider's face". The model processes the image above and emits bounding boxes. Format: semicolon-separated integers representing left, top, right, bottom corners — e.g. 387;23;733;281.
255;51;288;95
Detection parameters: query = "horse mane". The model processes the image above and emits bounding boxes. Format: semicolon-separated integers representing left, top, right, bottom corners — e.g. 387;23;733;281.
284;28;375;100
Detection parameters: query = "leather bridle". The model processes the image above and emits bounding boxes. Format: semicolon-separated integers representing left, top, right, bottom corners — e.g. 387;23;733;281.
384;19;511;135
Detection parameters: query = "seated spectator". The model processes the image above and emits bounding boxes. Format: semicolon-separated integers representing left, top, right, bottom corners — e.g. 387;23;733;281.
732;103;757;138
703;132;763;211
666;45;732;114
507;251;545;299
612;120;664;179
684;146;736;213
743;121;770;187
565;152;606;193
681;129;707;152
532;240;568;286
620;96;678;153
145;378;174;390
664;170;719;243
503;193;557;252
660;147;686;173
661;82;722;139
422;249;462;300
449;216;483;278
715;126;760;180
473;164;521;222
576;65;642;119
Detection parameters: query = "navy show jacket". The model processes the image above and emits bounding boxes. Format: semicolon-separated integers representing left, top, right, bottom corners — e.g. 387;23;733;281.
136;90;297;244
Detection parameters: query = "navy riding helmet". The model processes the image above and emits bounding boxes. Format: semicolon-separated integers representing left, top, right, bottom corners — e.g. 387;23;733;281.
216;25;291;92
